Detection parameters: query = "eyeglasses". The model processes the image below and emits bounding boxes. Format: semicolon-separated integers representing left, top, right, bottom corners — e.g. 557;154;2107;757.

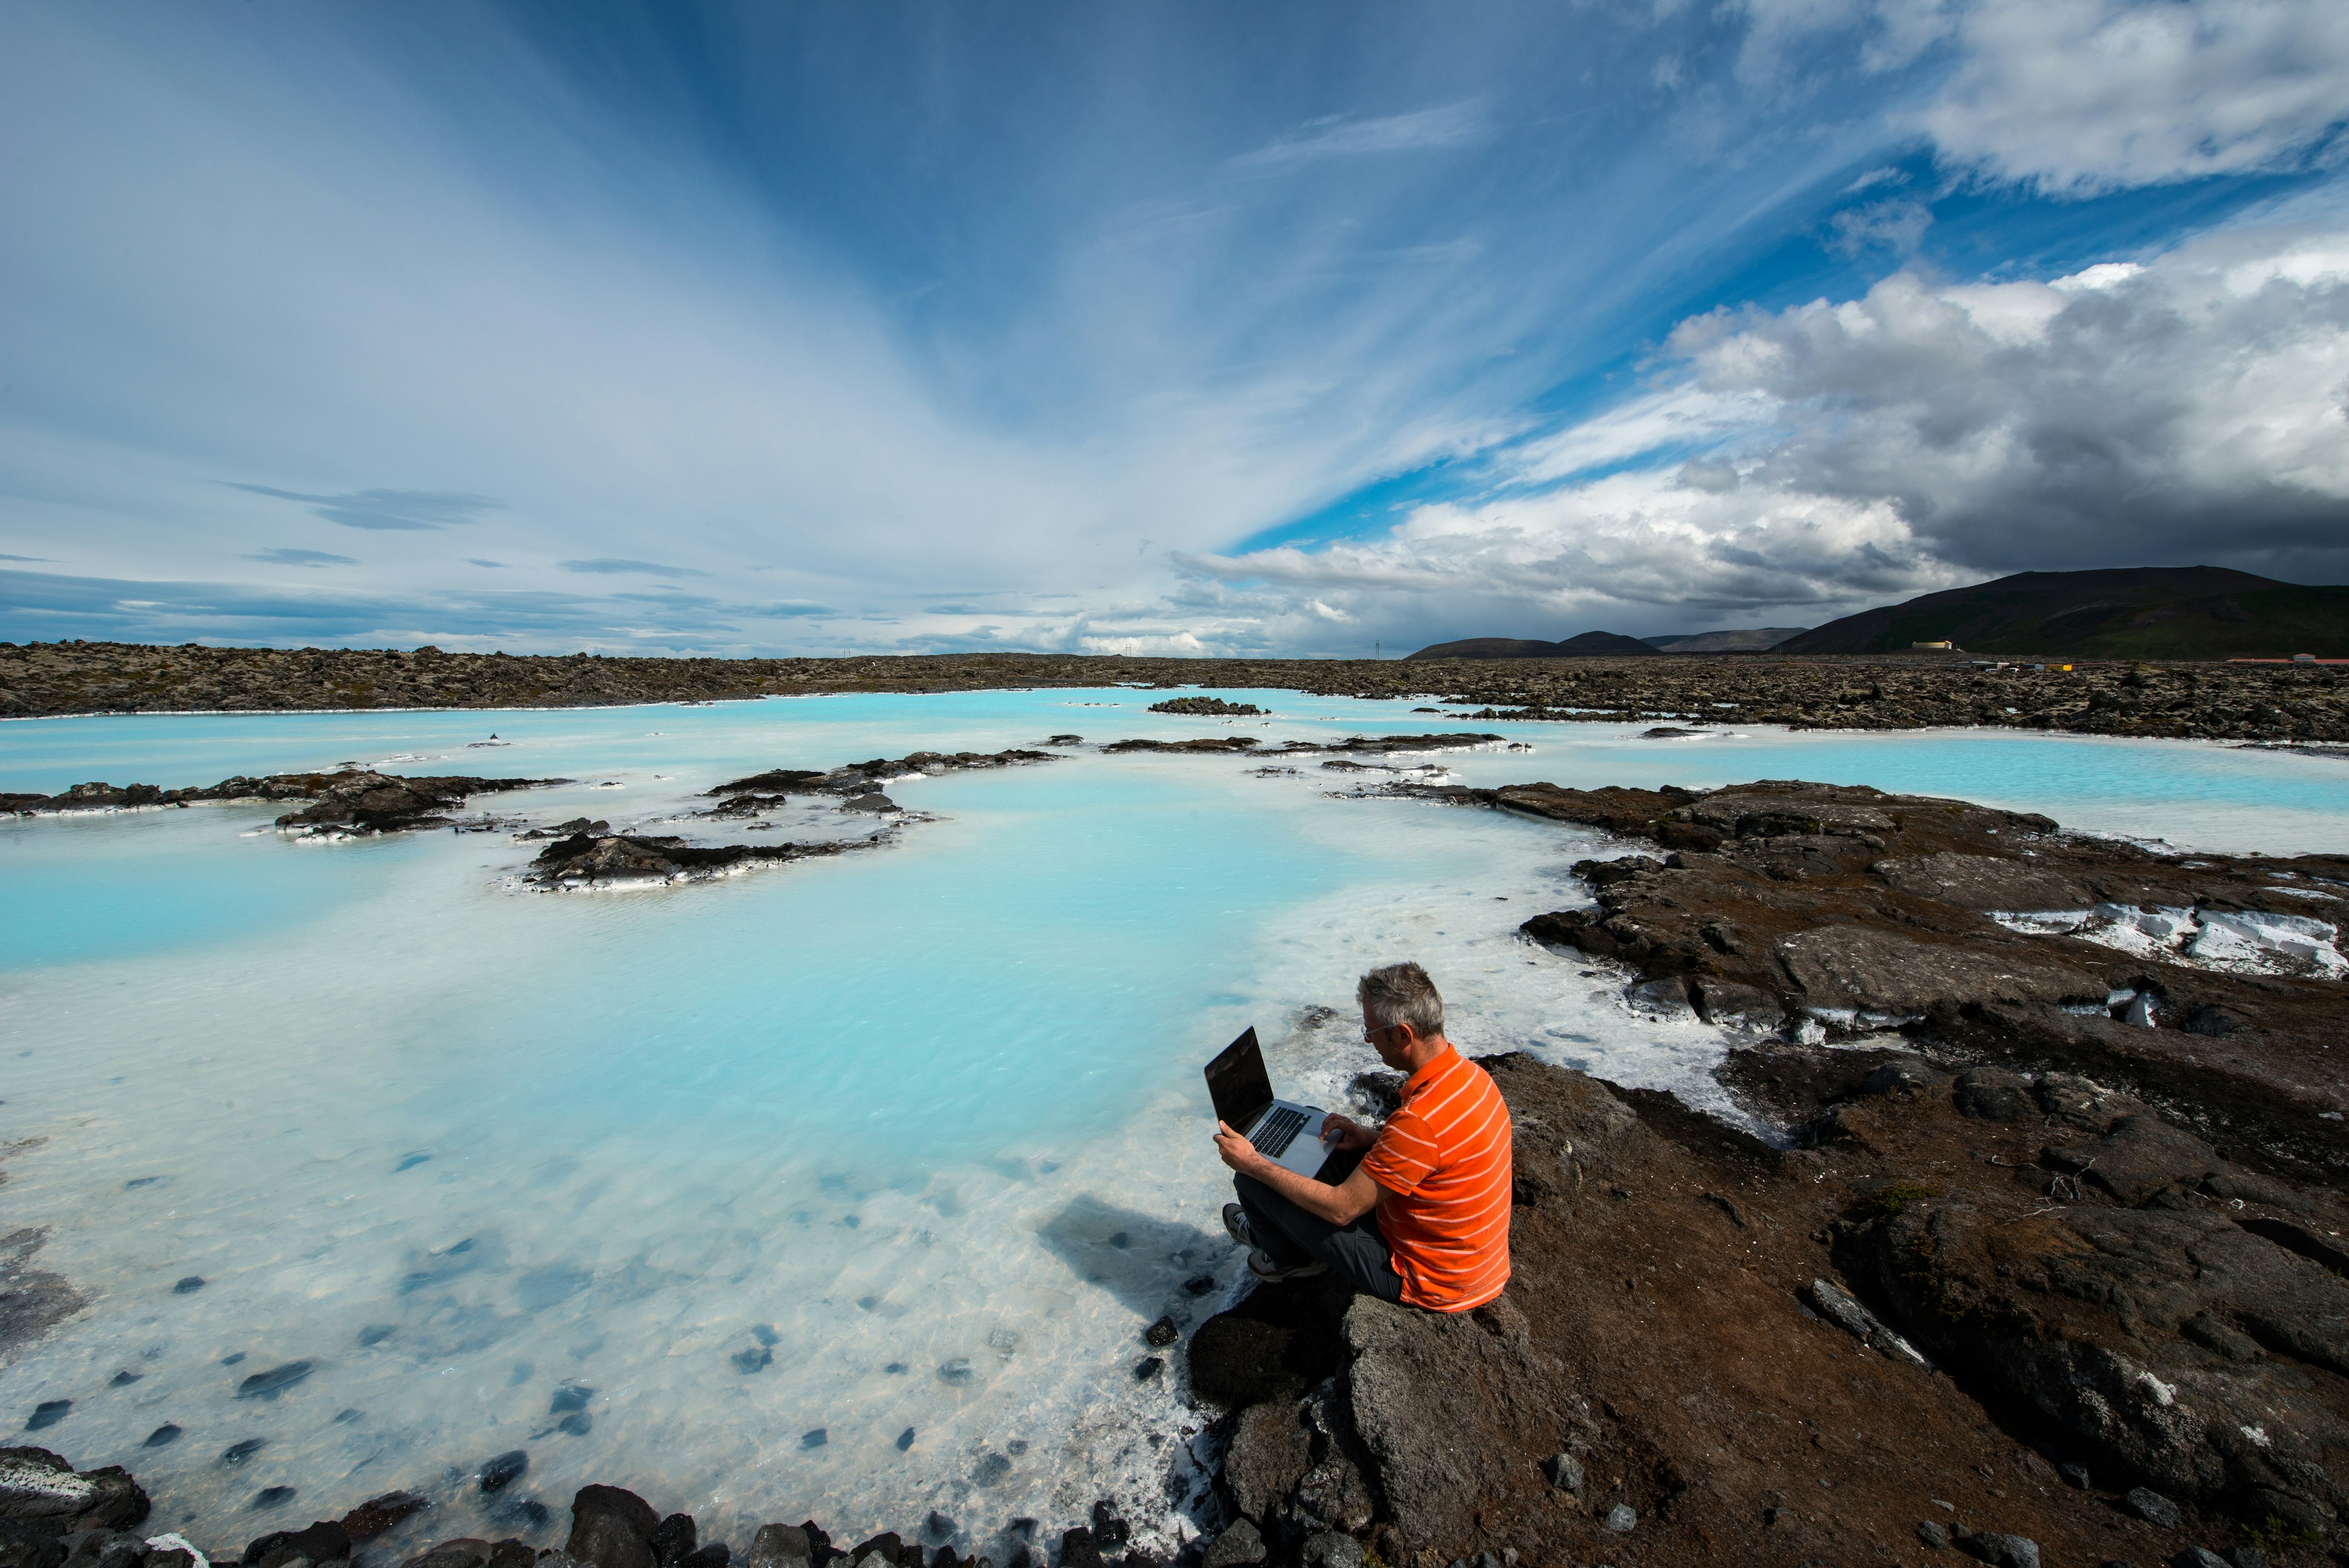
1361;1022;1404;1042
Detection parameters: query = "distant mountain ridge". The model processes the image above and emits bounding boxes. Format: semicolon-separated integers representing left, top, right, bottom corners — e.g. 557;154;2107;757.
1408;626;1806;659
1781;567;2349;658
1408;630;1660;660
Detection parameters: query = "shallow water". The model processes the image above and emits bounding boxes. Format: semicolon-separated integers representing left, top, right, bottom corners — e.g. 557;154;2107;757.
2;688;2344;1558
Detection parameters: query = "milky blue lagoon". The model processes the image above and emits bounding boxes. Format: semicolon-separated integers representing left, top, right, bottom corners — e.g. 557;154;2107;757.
4;688;2345;1558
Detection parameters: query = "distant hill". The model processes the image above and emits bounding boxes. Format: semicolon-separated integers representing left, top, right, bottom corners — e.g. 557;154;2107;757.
1780;567;2349;658
1642;627;1809;653
1408;630;1660;660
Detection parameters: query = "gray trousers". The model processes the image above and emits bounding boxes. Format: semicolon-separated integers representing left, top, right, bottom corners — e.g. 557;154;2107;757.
1233;1162;1405;1304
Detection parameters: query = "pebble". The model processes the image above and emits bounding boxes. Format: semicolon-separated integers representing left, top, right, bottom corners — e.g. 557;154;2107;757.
896;1430;915;1452
26;1400;70;1432
1133;1358;1163;1381
551;1385;595;1414
1143;1317;1178;1348
173;1278;205;1295
937;1361;974;1386
2126;1488;2182;1530
1602;1504;1635;1533
477;1451;527;1493
143;1425;182;1448
1540;1452;1583;1495
1917;1521;1948;1550
800;1430;828;1450
732;1348;773;1375
109;1372;142;1388
221;1440;265;1465
251;1488;295;1510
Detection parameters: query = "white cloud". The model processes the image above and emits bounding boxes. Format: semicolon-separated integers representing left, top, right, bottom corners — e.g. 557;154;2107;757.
1187;221;2349;640
1671;225;2349;569
1916;0;2349;192
1737;0;2349;193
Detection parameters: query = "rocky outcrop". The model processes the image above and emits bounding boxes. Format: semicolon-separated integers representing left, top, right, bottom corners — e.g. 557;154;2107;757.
1185;1047;2349;1568
702;751;1061;817
523;831;883;890
4;771;558;833
1468;777;2349;1171
1146;699;1264;717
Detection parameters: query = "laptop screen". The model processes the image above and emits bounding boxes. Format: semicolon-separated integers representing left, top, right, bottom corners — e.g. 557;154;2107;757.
1204;1027;1276;1131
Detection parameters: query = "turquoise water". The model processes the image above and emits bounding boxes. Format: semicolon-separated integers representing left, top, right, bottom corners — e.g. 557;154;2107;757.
1;688;2343;1559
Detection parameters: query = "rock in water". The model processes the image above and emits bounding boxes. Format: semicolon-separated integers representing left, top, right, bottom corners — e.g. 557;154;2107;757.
338;1494;430;1541
476;1454;527;1495
241;1521;351;1567
234;1362;314;1400
1143;1317;1178;1348
565;1488;658;1568
648;1518;696;1568
741;1525;810;1568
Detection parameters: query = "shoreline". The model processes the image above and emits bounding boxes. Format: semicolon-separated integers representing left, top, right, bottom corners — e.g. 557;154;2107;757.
5;642;2347;743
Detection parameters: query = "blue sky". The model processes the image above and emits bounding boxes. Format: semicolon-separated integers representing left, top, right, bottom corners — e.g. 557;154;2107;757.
2;0;2345;656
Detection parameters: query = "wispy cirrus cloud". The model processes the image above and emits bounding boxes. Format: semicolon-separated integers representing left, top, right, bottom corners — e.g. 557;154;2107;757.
557;557;707;578
242;546;357;567
1230;102;1492;170
225;485;503;531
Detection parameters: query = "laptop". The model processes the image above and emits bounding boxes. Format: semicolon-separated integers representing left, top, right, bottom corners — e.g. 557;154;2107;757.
1206;1027;1335;1180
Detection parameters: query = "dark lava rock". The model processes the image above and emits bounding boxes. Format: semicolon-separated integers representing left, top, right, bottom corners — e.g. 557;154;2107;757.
139;1429;178;1451
1146;697;1264;716
0;1522;65;1568
648;1515;696;1568
20;1408;65;1436
1198;1523;1262;1568
340;1493;431;1541
549;1385;593;1415
675;1550;729;1568
741;1524;812;1568
1055;1529;1099;1568
2125;1488;2181;1529
242;1520;351;1566
1953;1068;2032;1122
1133;1358;1163;1381
527;833;868;889
234;1362;314;1400
476;1453;527;1495
269;772;556;836
172;1279;204;1295
1958;1533;2040;1567
565;1487;659;1568
1143;1316;1178;1347
220;1441;264;1466
251;1490;295;1511
2044;1117;2221;1205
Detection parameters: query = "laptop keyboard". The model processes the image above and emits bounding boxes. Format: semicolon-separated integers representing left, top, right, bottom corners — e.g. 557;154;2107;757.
1251;1105;1309;1157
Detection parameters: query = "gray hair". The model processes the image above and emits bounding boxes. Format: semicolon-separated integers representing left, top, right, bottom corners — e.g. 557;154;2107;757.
1357;962;1444;1039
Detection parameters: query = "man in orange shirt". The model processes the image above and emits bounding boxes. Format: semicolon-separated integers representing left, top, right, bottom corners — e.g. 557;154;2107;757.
1214;962;1513;1312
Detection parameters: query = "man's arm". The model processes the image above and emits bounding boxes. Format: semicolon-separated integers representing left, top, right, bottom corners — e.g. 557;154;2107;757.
1215;1121;1383;1225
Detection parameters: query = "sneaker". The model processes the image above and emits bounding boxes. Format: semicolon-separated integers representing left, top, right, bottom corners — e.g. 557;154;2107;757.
1221;1203;1255;1249
1247;1249;1327;1283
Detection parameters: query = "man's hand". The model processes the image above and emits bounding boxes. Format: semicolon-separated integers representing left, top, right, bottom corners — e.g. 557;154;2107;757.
1215;1120;1271;1175
1318;1113;1374;1153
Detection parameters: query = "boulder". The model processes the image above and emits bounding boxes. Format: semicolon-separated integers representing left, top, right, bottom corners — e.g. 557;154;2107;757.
563;1489;658;1568
1222;1405;1312;1524
1341;1293;1568;1556
1197;1525;1261;1568
648;1520;696;1568
740;1526;810;1568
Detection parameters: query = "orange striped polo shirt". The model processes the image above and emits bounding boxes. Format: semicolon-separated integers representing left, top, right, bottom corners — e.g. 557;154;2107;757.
1359;1044;1513;1311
